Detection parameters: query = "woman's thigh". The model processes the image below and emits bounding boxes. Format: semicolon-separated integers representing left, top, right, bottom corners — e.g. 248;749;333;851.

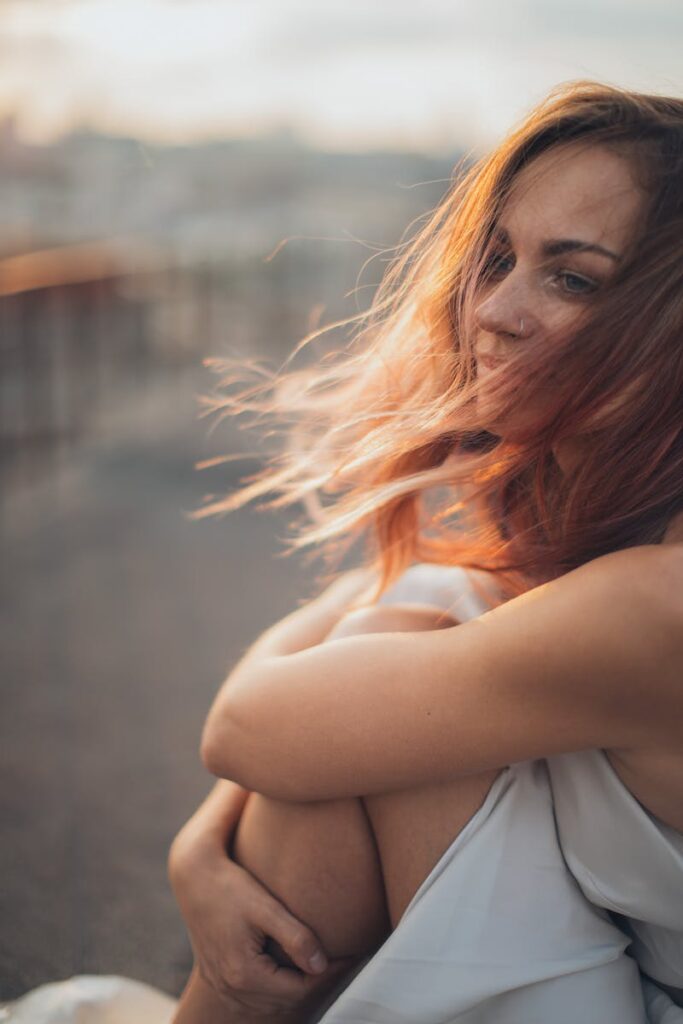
364;770;500;927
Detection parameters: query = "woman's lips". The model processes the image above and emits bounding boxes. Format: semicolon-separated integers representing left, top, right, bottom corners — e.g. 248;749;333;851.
477;354;506;371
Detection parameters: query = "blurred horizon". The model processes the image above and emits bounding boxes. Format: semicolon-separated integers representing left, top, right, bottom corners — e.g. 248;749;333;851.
2;0;682;154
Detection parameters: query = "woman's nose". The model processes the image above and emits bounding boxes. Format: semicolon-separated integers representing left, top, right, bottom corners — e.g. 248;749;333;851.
474;277;535;340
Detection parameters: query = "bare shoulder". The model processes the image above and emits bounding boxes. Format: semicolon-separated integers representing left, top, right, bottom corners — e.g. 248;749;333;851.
603;539;683;582
490;541;683;641
573;543;683;691
466;541;683;750
580;542;683;631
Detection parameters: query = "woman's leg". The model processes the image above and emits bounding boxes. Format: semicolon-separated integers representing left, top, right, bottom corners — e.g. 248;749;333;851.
172;781;389;1024
233;793;389;961
175;604;500;1022
363;771;499;926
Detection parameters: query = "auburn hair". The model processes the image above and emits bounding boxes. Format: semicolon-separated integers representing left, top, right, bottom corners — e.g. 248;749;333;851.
196;80;683;604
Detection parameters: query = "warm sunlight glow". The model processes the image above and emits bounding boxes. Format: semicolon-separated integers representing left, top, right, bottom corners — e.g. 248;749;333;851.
1;0;681;150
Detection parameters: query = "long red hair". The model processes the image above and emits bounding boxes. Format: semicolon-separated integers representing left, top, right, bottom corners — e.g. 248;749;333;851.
196;81;683;603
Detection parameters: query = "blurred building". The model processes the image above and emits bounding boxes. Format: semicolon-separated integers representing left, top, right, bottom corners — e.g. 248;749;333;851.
0;122;459;486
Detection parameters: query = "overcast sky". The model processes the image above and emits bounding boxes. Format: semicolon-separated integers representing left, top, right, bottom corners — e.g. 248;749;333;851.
1;0;682;152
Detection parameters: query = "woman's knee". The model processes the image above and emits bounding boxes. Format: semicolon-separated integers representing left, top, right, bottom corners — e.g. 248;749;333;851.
327;602;459;642
233;792;388;959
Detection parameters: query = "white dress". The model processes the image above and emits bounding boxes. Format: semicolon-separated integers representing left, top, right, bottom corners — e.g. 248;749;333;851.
4;564;683;1023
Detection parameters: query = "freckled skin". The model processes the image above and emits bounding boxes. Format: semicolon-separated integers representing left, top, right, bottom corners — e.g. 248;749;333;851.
475;144;645;344
473;143;647;459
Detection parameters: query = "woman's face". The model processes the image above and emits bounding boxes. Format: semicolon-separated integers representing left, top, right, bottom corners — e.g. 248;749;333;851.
473;142;647;445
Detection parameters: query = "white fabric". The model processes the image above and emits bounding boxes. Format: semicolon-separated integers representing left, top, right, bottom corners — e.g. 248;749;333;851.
319;758;647;1023
0;975;176;1023
5;563;682;1022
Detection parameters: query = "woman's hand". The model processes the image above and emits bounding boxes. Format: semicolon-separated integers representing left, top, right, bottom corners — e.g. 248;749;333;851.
169;787;352;1015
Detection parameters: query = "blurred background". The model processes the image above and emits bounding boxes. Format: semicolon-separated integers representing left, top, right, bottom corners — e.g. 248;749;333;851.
1;0;681;1001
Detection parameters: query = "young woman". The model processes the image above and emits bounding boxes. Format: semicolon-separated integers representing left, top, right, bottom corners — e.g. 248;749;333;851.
12;80;679;1024
166;81;683;1024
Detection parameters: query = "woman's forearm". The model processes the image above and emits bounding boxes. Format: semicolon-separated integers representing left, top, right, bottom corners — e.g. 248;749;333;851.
234;569;378;667
169;779;249;875
238;600;346;664
192;779;249;840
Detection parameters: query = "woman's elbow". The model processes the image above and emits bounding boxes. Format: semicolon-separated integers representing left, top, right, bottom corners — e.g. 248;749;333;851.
199;687;259;782
199;700;301;800
199;709;245;781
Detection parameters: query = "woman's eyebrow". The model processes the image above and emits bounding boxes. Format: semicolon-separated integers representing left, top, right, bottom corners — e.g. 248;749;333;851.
543;239;622;262
493;227;621;263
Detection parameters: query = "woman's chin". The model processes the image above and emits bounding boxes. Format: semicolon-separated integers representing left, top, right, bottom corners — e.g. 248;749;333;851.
474;395;516;440
474;409;539;445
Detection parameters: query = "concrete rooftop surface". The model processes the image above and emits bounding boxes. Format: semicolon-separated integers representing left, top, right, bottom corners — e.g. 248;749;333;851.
0;366;320;1000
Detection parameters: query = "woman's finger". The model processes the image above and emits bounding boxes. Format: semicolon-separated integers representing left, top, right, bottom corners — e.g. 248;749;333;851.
246;950;356;1006
263;904;329;975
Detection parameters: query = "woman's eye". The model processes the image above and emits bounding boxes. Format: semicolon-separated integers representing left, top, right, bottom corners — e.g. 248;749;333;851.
483;251;514;276
556;271;599;295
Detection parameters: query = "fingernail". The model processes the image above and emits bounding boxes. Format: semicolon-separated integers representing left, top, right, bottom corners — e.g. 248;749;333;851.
309;950;328;974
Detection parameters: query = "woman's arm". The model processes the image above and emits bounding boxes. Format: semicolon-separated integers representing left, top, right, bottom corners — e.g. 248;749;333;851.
169;779;249;860
229;566;380;666
201;545;683;801
168;567;382;1003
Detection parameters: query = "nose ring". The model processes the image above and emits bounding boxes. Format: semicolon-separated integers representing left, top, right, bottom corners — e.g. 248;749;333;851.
519;318;524;334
